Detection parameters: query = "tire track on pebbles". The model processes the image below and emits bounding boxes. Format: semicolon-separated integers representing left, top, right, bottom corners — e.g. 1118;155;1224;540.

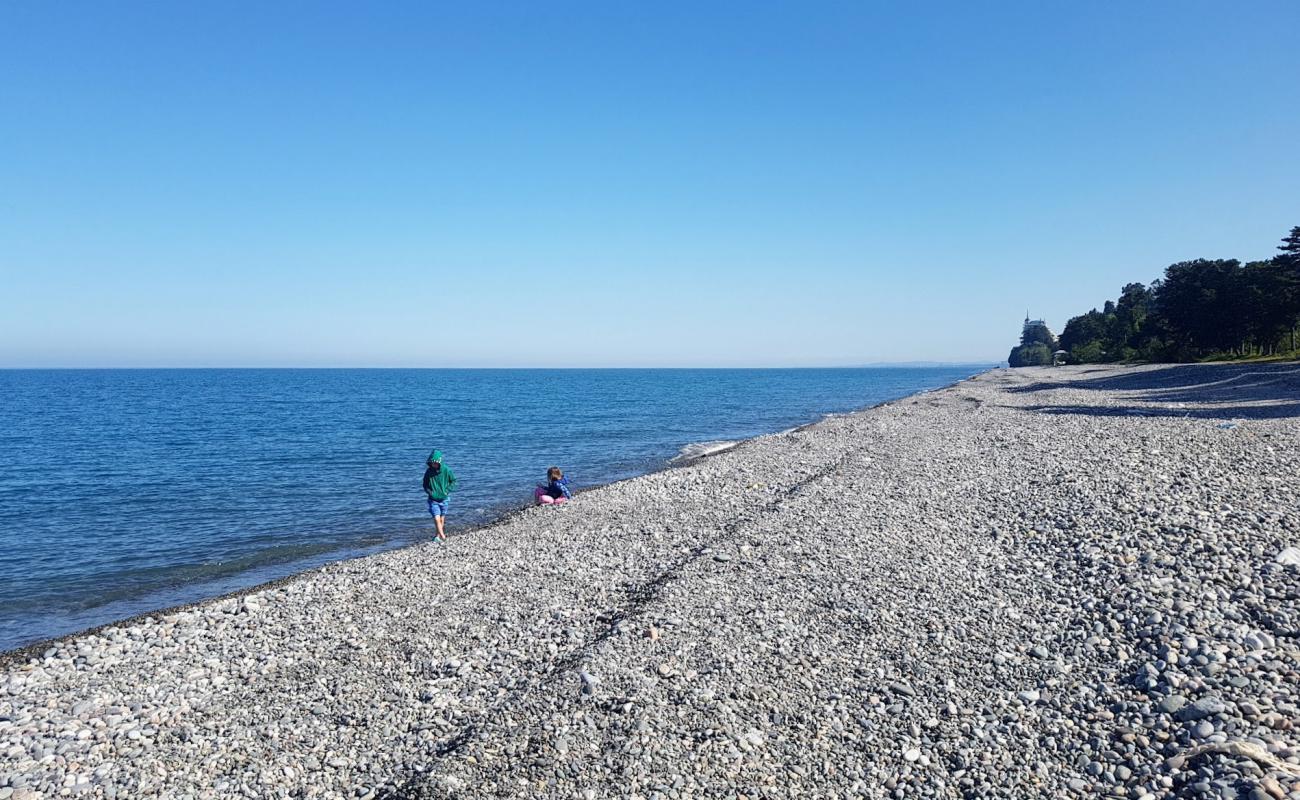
391;414;1058;798
386;449;865;797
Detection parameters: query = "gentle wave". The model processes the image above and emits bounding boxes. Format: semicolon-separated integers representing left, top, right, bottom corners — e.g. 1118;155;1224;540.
672;440;742;462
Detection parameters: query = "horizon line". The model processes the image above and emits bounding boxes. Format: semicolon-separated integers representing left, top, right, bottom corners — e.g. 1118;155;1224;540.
0;361;1003;371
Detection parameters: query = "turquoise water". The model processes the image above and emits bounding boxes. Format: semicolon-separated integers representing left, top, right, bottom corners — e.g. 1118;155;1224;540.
0;367;985;651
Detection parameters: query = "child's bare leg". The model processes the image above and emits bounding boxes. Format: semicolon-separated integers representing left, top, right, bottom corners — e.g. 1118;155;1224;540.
435;515;446;540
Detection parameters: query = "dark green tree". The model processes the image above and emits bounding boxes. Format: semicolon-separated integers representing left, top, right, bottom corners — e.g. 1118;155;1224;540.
1152;259;1246;357
1241;260;1293;354
1277;227;1300;352
1008;342;1053;367
1278;226;1300;258
1112;283;1154;356
1020;322;1057;349
1059;309;1113;362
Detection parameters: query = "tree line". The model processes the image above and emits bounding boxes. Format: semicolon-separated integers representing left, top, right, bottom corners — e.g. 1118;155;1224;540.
1009;226;1300;366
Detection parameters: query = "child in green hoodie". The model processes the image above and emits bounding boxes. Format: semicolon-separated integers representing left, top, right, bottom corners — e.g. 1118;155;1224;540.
422;450;457;541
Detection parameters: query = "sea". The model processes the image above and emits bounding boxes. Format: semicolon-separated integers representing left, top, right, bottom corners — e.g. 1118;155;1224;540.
0;366;987;652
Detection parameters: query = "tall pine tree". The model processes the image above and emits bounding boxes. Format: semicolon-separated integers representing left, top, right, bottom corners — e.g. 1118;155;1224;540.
1278;226;1300;352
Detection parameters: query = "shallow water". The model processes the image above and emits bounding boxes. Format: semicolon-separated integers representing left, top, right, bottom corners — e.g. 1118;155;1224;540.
0;367;986;651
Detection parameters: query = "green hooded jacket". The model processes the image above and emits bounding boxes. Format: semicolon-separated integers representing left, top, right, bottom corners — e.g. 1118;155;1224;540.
422;450;458;500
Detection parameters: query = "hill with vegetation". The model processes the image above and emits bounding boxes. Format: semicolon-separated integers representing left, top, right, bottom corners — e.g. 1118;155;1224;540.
1009;226;1300;366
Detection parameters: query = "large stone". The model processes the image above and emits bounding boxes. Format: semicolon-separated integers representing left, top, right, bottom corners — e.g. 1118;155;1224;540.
1176;697;1227;722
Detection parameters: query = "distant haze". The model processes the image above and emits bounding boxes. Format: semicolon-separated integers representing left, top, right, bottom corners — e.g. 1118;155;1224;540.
1;2;1296;367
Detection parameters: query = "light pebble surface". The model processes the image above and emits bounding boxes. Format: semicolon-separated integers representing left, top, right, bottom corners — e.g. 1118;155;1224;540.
3;362;1300;799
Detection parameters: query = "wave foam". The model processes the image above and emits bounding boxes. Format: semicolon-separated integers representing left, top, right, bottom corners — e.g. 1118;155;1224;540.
673;440;741;462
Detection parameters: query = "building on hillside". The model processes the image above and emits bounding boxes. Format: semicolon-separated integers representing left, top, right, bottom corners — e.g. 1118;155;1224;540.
1009;312;1060;367
1022;313;1050;339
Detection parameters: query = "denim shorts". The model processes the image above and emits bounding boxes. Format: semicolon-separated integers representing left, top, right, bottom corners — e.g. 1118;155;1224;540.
427;498;449;518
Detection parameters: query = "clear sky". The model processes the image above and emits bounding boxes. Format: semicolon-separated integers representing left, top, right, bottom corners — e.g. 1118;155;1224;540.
2;2;1297;367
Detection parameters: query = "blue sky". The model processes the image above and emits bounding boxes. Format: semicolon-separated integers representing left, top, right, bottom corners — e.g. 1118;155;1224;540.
2;2;1297;367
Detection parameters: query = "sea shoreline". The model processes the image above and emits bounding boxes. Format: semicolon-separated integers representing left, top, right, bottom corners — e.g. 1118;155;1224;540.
0;369;989;666
3;362;1296;799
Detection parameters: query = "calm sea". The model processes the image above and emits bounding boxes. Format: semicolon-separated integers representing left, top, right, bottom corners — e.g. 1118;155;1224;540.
0;367;985;651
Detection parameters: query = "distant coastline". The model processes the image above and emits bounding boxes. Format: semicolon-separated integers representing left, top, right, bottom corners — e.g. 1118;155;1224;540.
852;361;1002;369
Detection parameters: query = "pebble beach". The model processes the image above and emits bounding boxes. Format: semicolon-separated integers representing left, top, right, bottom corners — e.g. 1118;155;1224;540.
2;362;1299;799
